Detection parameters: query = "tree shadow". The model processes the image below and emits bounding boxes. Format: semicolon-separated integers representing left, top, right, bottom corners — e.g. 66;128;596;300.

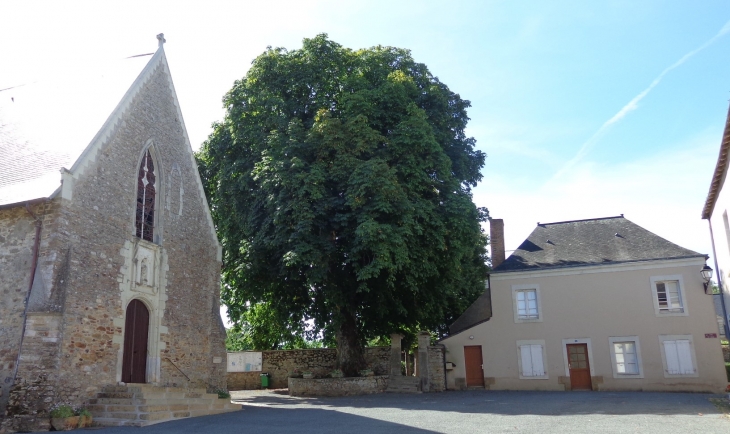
56;404;438;434
231;389;724;417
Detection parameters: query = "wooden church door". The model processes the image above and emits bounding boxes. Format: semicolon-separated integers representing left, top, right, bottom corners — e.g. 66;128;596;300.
122;299;149;383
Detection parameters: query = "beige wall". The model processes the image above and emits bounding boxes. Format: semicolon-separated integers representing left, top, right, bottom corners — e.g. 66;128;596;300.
708;183;730;336
441;258;727;393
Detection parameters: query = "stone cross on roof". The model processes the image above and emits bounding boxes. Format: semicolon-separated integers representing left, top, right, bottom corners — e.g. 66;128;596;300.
157;33;166;47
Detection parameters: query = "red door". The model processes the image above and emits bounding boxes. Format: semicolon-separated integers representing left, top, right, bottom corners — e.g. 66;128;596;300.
122;299;149;383
464;346;485;387
567;344;592;390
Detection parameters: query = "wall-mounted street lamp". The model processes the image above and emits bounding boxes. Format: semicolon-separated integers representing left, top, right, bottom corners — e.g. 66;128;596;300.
701;264;713;293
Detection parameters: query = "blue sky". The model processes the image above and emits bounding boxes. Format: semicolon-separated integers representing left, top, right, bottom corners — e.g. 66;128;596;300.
2;0;729;281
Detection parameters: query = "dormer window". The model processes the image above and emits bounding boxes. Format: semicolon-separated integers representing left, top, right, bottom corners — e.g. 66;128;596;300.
136;150;156;241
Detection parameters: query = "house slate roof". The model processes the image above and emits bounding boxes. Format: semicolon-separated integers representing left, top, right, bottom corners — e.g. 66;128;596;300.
494;215;706;273
0;53;152;207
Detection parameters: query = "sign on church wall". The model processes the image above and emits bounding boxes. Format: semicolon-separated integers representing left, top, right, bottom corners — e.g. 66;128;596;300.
227;351;263;372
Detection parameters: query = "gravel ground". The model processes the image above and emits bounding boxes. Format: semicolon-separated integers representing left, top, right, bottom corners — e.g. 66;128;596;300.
48;389;730;433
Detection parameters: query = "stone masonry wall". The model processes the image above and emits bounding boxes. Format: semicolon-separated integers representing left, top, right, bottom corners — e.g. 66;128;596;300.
288;376;388;397
4;54;227;430
228;347;390;390
0;200;62;419
427;346;445;392
47;60;226;402
2;312;62;431
0;206;36;412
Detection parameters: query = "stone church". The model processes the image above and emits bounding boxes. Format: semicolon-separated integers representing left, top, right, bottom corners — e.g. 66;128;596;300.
0;35;231;431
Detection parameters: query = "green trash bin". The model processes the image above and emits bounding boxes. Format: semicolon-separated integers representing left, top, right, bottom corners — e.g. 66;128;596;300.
260;373;270;389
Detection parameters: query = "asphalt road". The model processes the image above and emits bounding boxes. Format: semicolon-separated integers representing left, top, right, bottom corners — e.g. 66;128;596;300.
52;389;730;433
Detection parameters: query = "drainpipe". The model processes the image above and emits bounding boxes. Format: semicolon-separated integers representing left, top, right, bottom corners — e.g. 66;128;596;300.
11;202;44;385
707;219;730;339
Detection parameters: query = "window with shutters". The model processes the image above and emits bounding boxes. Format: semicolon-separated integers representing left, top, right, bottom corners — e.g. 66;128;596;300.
516;340;548;379
650;275;688;317
608;336;644;378
517;290;538;319
136;149;156;242
512;285;542;323
659;335;698;377
614;342;638;373
656;281;682;312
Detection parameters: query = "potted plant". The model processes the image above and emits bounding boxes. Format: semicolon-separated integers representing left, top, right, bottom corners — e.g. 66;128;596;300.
76;407;93;428
49;404;78;431
330;369;344;378
302;371;314;379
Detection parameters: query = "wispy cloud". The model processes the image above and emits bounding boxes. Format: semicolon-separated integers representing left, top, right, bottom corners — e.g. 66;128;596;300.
550;19;730;182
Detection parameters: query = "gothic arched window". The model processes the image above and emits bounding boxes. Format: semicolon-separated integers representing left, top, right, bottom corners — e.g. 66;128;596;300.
136;150;156;241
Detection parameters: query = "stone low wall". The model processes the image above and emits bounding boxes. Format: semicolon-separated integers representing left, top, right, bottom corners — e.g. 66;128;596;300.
228;347;390;390
427;346;446;392
227;372;262;390
288;376;388;397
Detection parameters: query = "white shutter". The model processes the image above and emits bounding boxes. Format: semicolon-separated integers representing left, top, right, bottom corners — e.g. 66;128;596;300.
530;345;544;376
676;340;694;374
520;345;533;376
663;341;680;375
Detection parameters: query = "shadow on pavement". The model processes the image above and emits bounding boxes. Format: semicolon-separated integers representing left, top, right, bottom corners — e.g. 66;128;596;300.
231;389;723;417
59;405;439;434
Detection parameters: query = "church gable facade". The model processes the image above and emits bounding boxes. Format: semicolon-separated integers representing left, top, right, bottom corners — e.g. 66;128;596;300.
0;36;227;431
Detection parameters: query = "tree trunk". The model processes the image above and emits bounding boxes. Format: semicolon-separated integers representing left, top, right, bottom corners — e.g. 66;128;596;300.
335;309;366;377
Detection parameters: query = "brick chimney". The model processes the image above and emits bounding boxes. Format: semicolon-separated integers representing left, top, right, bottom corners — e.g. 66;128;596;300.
490;218;505;269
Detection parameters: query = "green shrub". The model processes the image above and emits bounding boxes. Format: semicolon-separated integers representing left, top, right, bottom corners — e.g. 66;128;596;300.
75;407;92;417
217;389;231;399
725;362;730;382
49;404;74;418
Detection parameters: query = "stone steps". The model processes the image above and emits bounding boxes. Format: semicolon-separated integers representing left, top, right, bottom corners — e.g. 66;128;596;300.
89;384;241;427
386;376;421;393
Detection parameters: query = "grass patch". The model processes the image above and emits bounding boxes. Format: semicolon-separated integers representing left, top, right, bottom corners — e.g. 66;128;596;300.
710;397;730;419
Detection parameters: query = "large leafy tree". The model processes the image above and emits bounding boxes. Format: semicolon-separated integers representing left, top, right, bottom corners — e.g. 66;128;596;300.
198;35;488;375
224;302;318;351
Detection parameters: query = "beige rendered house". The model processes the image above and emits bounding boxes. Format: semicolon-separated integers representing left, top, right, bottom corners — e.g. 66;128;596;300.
441;216;727;393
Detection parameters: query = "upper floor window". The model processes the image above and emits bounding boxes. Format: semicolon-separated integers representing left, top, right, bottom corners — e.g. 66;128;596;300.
656;280;683;312
136;150;156;242
512;284;542;323
516;289;538;319
650;275;687;316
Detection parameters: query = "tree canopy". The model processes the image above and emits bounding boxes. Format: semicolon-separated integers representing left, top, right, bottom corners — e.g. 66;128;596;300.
198;34;488;374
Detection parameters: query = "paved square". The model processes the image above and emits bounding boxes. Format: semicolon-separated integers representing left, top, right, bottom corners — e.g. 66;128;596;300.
48;390;730;433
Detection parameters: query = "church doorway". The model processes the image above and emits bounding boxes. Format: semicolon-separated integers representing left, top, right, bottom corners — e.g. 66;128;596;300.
122;299;149;383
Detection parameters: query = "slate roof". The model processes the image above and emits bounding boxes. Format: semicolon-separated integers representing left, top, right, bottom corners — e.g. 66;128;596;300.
494;216;705;273
0;54;152;207
702;103;730;219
